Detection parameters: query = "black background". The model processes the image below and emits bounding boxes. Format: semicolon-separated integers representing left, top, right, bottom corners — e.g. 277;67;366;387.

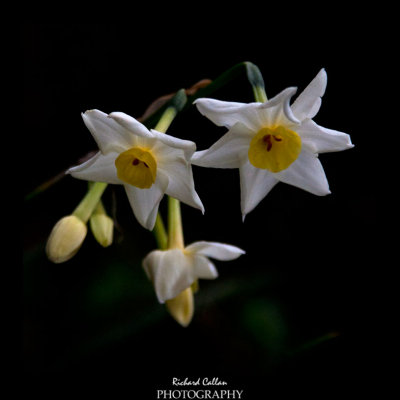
23;22;380;397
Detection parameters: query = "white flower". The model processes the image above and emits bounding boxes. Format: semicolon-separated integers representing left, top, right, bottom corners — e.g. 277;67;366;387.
142;241;245;303
68;110;204;230
192;69;353;219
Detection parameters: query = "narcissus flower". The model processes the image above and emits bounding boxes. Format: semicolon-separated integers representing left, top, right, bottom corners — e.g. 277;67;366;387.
192;69;353;219
68;110;204;230
142;241;245;303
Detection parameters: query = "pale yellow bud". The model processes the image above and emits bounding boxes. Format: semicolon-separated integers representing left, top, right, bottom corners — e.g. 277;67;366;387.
191;279;199;293
90;214;114;247
46;216;87;263
166;287;194;327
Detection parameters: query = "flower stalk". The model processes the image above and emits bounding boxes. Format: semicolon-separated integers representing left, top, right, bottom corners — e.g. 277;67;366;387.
153;106;177;133
151;89;191;325
152;89;188;251
72;181;108;223
152;213;168;250
168;197;184;249
153;89;187;132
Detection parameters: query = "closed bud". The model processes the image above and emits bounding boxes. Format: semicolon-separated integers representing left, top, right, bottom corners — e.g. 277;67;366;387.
46;216;87;263
166;287;194;327
90;214;114;247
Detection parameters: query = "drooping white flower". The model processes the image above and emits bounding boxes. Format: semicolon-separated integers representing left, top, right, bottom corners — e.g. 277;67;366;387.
192;69;353;219
68;110;204;230
142;241;245;303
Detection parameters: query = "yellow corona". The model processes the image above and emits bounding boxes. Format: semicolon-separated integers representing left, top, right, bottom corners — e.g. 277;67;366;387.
248;126;302;173
115;147;157;189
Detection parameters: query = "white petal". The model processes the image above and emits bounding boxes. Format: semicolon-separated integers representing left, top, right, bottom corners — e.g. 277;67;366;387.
258;87;300;127
298;119;354;153
107;112;158;150
142;249;195;303
291;69;327;121
191;122;252;168
150;129;196;161
194;98;261;130
239;158;279;218
185;241;245;260
67;151;121;184
123;171;169;230
108;112;154;140
275;149;331;195
160;158;204;212
192;255;219;279
82;109;134;154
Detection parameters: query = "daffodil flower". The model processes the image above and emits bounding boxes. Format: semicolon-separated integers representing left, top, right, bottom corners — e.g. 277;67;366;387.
142;241;245;303
68;110;204;230
192;69;353;219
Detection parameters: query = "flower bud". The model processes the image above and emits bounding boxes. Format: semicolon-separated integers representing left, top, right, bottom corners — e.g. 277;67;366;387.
46;216;87;263
90;214;114;247
166;287;194;327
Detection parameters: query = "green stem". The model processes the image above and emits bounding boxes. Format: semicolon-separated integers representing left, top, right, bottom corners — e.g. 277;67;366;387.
168;196;184;249
154;106;177;132
151;90;188;250
92;199;106;215
152;214;168;250
252;85;268;103
72;182;107;223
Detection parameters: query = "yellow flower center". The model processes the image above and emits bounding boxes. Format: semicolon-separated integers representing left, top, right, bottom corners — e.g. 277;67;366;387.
115;147;157;189
248;126;302;172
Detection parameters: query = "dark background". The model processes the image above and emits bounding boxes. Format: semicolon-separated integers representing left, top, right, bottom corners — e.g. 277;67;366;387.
23;23;380;397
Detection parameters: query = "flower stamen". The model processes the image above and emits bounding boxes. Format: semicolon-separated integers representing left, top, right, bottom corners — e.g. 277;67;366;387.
248;126;302;173
263;134;273;151
262;134;284;152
